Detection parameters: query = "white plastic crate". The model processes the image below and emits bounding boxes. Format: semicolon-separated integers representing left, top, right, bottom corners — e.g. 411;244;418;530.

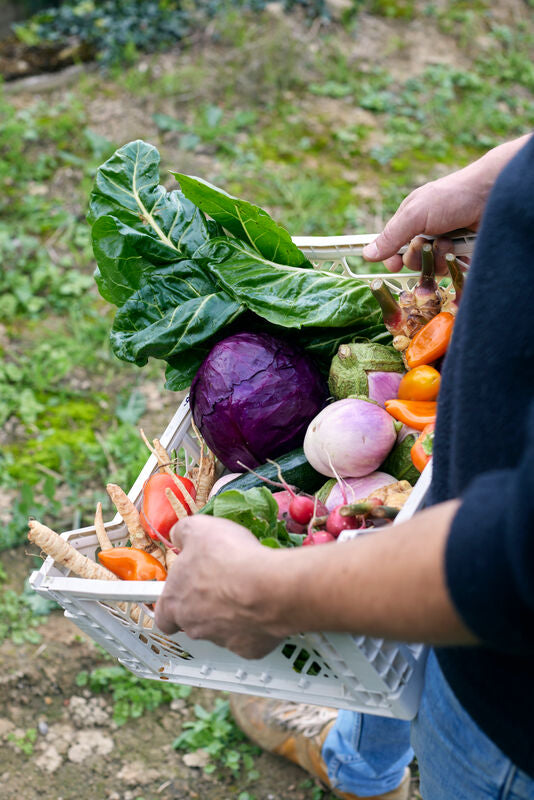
29;232;453;719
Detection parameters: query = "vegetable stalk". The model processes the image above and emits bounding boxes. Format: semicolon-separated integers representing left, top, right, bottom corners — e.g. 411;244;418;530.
370;278;407;337
412;244;442;322
445;253;464;310
340;503;399;520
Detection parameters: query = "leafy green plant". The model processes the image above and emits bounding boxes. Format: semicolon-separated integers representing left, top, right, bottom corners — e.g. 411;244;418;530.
14;1;190;66
13;0;328;70
0;582;42;645
0;477;60;551
89;140;386;391
75;665;192;726
173;697;261;777
369;0;415;19
7;728;38;756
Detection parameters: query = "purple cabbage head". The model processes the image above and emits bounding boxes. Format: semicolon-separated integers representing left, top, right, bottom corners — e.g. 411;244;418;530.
190;332;328;471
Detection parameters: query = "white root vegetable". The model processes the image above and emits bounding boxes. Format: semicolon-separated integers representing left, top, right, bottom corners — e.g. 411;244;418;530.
165;487;187;521
94;502;113;551
106;483;165;565
165;548;179;570
106;483;150;548
28;520;153;627
29;520;117;581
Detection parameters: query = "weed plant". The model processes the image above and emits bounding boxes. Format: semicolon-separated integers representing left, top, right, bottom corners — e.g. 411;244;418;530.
75;664;192;726
172;697;262;778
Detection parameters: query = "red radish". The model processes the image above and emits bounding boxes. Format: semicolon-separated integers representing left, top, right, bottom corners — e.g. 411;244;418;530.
272;489;294;516
289;494;316;524
289;494;327;525
326;504;362;538
303;530;336;546
273;490;307;534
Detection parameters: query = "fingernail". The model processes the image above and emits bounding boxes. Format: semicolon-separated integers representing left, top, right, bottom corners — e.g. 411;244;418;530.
363;242;379;260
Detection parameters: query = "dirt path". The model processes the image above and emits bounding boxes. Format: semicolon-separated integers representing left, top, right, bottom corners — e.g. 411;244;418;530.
0;544;420;800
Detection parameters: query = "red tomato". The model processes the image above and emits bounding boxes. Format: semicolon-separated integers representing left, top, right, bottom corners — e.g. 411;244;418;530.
140;473;196;540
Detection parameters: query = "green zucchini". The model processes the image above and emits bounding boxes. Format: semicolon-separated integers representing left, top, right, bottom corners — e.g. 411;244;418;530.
216;448;325;497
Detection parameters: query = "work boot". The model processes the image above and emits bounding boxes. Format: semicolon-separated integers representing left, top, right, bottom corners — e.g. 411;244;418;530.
230;695;411;800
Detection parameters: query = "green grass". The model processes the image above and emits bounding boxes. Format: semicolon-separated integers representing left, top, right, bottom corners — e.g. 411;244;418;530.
6;728;38;756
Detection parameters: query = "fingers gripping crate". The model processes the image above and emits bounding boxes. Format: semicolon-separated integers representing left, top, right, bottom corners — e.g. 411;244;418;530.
29;235;447;720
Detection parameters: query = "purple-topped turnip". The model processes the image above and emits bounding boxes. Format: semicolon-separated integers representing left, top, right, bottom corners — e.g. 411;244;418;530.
303;397;398;478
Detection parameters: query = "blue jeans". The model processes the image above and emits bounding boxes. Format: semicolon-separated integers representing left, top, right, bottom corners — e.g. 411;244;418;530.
322;650;534;799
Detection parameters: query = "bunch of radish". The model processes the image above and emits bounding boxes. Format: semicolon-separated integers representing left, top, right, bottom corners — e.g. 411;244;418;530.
247;459;402;547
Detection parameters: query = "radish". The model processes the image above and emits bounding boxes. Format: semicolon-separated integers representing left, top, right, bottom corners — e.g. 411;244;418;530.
273;490;308;534
302;530;336;546
318;471;396;512
326;504;363;537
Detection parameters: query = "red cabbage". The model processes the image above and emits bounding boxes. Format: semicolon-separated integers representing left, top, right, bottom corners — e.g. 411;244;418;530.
190;332;328;471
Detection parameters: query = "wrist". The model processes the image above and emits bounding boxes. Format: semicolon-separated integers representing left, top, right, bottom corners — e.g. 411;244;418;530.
247;548;304;639
464;134;532;200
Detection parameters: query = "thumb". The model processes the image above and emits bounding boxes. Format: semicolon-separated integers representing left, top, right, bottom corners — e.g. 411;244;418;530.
363;207;425;263
169;517;193;550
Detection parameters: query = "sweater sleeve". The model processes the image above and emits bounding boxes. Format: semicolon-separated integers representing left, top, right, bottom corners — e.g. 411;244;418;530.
445;401;534;655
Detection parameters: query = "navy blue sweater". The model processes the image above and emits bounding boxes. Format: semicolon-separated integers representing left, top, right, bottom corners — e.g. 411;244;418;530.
430;135;534;777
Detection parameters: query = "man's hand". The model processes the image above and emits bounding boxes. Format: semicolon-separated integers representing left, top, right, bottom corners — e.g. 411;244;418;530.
363;134;532;273
154;515;284;659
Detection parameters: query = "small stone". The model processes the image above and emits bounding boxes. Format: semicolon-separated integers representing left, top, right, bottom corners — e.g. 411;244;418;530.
183;750;210;769
170;698;186;712
38;721;49;736
47;723;76;755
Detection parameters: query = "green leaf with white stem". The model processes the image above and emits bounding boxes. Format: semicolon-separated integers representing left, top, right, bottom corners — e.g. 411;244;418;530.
174;172;311;268
197;238;382;330
109;260;244;365
88;140;219;304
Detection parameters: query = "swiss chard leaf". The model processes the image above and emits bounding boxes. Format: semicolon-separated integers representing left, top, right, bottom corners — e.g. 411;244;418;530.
92;214;189;306
197;237;382;330
174;173;311;268
205;487;294;546
109;261;244;365
90;141;388;388
88;140;213;270
165;346;213;391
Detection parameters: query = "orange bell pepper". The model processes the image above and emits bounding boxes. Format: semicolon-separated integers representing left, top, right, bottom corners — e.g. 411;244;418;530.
410;423;435;472
384;399;437;430
405;311;455;369
98;547;167;581
397;365;441;402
